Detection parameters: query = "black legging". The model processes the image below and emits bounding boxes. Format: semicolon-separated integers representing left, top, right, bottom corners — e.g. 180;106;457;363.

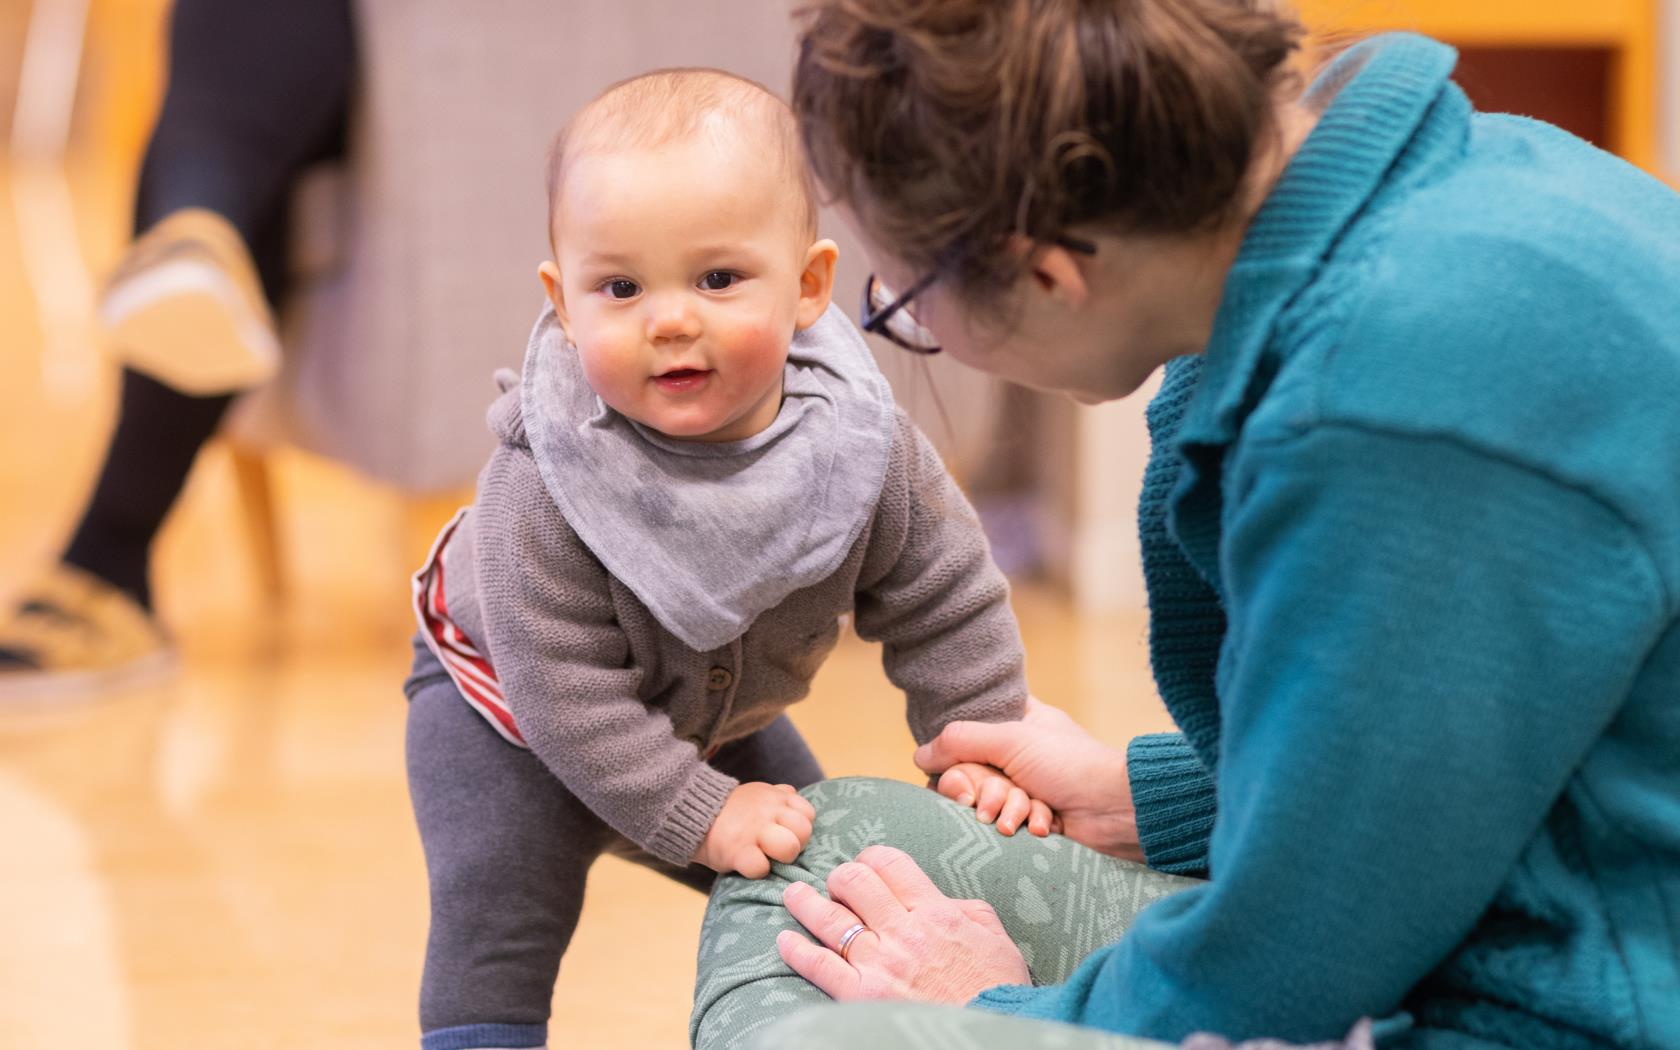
60;0;356;610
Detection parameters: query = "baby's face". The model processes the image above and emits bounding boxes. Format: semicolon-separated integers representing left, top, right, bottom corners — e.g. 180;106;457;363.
548;133;822;443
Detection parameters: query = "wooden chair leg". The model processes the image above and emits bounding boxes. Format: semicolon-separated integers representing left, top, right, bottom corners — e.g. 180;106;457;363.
228;446;285;603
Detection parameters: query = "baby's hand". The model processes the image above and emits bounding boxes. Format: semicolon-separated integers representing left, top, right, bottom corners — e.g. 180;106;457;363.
692;782;817;879
935;762;1060;838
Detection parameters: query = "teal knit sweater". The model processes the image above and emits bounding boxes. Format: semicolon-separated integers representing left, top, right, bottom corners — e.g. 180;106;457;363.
974;34;1680;1049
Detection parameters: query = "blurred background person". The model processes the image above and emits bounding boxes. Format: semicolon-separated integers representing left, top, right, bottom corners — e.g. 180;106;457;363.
0;0;355;695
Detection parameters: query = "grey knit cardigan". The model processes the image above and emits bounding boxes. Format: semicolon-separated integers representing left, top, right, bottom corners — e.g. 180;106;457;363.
438;389;1028;867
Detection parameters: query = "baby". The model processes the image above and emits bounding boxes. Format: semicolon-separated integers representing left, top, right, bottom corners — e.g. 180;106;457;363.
403;69;1041;1050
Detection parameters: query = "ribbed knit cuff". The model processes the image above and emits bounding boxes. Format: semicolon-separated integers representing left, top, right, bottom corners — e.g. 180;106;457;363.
970;983;1059;1020
1128;733;1216;876
421;1021;546;1049
645;762;738;869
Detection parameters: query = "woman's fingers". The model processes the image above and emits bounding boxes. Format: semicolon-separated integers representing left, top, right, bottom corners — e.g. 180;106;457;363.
776;929;862;999
777;851;1032;1006
974;775;1010;824
955;896;1007;933
826;858;910;927
783;880;872;954
912;719;1019;776
855;845;947;910
995;786;1031;836
936;766;977;806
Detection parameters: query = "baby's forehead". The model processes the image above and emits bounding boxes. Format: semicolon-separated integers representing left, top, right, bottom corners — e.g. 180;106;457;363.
559;106;797;214
557;137;805;255
547;69;818;243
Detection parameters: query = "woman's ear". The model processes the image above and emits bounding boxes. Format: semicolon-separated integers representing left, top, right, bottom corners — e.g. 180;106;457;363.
794;239;840;330
537;260;574;341
1008;234;1090;310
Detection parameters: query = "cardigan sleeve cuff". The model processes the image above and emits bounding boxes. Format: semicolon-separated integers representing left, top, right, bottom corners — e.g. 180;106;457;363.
644;762;737;869
1128;732;1217;876
969;983;1061;1020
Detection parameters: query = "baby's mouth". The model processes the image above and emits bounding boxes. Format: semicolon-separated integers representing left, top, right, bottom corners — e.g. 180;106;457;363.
652;367;712;392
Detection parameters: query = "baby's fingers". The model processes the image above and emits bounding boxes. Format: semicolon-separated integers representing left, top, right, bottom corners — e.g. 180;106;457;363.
975;774;1010;825
936;766;978;807
776;806;814;846
1027;799;1055;837
996;786;1031;836
775;784;818;821
733;845;773;880
759;822;804;865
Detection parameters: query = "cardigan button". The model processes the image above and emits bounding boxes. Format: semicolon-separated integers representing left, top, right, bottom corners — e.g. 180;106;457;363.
706;667;734;691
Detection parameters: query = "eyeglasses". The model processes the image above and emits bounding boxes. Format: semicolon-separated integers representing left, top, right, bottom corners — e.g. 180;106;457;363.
860;235;1098;355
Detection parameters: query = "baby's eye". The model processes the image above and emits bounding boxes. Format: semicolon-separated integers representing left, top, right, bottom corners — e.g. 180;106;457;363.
604;279;640;300
700;271;737;291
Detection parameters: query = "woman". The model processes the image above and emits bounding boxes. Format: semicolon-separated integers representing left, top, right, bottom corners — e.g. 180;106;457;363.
690;1;1680;1047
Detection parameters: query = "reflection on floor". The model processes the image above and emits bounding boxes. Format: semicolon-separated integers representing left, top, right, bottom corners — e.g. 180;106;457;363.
0;541;1169;1047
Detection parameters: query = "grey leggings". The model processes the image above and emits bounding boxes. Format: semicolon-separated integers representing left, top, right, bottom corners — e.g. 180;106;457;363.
402;638;823;1047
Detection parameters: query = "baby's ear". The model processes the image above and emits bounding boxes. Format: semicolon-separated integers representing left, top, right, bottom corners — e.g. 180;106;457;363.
537;261;573;338
795;239;840;330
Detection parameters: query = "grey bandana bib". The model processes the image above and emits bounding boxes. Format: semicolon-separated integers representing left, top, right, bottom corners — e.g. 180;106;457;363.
520;303;897;651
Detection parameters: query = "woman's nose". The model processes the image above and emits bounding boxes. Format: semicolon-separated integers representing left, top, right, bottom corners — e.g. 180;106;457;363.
645;294;701;342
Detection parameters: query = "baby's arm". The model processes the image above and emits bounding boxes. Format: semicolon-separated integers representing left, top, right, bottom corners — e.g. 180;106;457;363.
853;411;1028;734
853;411;1053;835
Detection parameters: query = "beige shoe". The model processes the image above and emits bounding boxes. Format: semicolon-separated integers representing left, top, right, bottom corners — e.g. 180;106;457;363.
0;565;176;702
99;207;281;396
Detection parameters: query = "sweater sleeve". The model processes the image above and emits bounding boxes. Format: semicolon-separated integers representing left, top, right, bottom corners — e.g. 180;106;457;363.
1127;733;1217;876
852;411;1028;743
474;446;736;868
972;424;1666;1042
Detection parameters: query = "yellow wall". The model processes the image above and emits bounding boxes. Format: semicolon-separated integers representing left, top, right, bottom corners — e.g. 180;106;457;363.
1295;0;1663;172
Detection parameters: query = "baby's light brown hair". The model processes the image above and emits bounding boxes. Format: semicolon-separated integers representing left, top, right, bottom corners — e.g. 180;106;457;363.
545;68;820;254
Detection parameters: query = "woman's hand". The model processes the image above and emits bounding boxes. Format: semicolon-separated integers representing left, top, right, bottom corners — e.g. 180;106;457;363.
916;697;1145;862
775;845;1030;1003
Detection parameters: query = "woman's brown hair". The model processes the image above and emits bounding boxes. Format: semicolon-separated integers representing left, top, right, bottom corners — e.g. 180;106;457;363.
793;0;1304;310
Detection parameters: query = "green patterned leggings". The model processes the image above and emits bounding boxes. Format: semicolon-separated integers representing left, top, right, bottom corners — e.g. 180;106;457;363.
691;776;1201;1049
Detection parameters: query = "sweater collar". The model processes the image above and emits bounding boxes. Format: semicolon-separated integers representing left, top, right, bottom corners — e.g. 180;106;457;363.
1161;33;1461;590
1175;33;1460;459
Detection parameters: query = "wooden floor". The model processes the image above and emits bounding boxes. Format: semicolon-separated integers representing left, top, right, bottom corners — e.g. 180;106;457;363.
0;9;1173;1044
0;520;1171;1048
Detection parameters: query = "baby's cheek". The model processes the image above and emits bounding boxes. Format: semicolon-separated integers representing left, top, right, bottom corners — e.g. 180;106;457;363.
721;320;791;377
576;341;644;411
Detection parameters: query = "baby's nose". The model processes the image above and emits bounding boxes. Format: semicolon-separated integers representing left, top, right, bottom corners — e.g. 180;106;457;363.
645;295;701;341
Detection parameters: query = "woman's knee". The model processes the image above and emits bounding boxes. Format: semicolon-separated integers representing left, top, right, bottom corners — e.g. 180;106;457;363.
792;775;955;868
744;1002;1176;1050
